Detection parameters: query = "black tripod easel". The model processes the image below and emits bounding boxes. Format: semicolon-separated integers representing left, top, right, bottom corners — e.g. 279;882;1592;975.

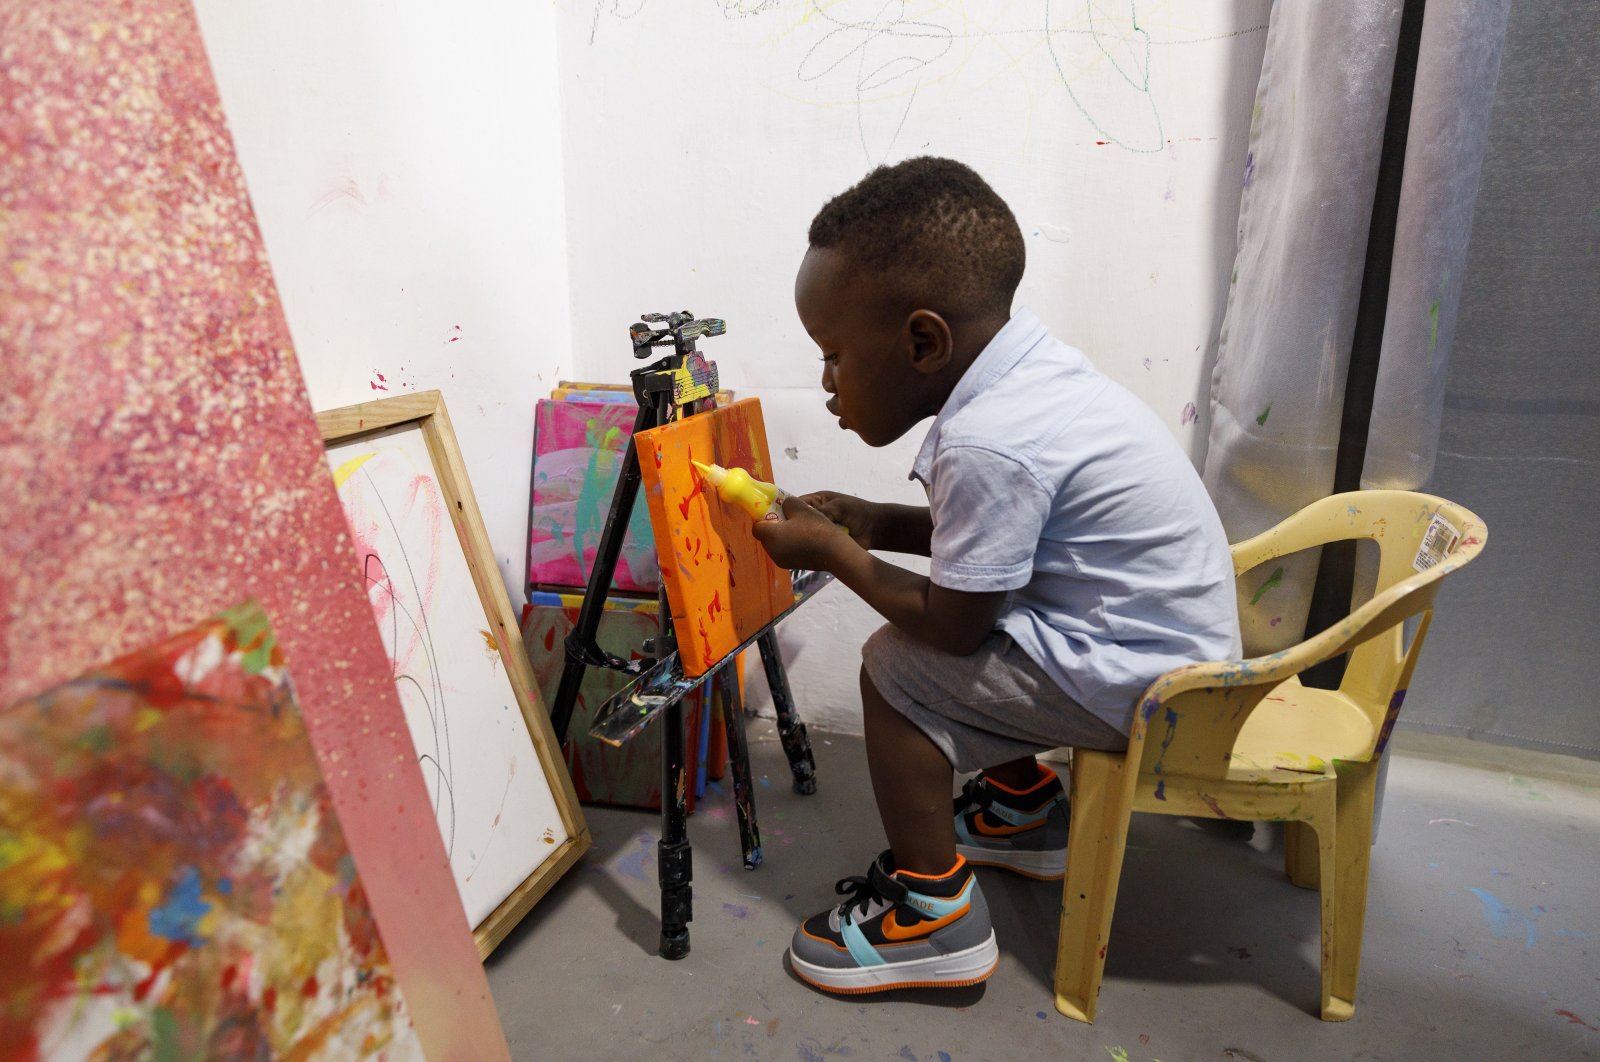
547;311;829;959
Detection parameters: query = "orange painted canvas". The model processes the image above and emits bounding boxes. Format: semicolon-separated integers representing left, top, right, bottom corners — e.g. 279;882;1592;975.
635;399;793;676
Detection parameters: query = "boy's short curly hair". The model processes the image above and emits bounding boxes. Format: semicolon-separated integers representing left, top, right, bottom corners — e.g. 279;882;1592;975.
807;157;1025;321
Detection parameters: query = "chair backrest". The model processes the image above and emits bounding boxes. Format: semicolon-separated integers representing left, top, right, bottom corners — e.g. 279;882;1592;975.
1126;491;1486;782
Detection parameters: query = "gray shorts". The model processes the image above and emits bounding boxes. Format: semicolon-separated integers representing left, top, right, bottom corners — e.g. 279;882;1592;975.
861;623;1127;773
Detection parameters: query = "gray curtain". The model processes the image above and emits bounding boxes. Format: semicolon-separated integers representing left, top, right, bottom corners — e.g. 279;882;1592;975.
1202;0;1509;655
1401;0;1600;758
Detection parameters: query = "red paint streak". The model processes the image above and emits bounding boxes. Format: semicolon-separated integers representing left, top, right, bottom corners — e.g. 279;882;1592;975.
1557;1009;1597;1031
263;987;278;1012
708;590;723;621
1094;140;1108;146
677;469;706;520
543;627;555;652
302;975;320;997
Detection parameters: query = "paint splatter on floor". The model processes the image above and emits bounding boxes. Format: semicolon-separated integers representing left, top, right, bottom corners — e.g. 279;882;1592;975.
1470;887;1542;948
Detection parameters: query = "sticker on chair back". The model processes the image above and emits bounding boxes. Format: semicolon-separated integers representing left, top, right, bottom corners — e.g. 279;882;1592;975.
1413;512;1461;572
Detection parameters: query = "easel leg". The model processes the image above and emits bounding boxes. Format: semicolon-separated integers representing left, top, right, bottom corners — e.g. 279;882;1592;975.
717;665;763;869
657;696;692;959
757;631;817;796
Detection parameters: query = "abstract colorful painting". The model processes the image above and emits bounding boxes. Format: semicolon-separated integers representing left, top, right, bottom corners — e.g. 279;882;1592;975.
0;2;502;1054
0;603;421;1061
321;392;588;954
634;399;794;677
528;398;660;595
520;593;705;812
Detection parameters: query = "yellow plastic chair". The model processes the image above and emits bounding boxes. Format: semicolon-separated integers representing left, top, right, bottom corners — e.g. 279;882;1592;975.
1053;491;1486;1023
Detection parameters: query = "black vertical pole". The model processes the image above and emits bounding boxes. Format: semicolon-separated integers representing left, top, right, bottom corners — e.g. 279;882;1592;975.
757;630;817;795
1303;0;1428;689
653;386;694;961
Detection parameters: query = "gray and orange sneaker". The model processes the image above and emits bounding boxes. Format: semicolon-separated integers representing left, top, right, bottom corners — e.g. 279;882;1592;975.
954;765;1070;880
787;852;999;994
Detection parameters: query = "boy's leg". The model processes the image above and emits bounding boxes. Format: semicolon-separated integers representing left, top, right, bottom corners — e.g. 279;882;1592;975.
981;755;1043;791
782;662;999;995
861;665;957;877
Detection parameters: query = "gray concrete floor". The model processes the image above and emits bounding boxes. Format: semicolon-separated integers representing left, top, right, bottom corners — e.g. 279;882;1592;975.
486;729;1600;1061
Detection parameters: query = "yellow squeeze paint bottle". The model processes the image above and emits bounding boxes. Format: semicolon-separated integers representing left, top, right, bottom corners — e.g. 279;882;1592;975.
692;460;788;522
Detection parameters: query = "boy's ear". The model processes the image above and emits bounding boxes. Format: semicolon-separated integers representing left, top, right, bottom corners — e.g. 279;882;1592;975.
904;309;953;376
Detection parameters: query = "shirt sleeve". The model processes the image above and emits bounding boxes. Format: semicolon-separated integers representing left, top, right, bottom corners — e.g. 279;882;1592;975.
926;443;1053;593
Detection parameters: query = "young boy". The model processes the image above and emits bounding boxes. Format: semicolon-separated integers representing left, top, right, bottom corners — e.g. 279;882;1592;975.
751;157;1241;995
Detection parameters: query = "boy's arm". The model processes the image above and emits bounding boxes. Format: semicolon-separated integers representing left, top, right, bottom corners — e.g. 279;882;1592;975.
754;499;1004;656
801;491;933;556
872;503;934;556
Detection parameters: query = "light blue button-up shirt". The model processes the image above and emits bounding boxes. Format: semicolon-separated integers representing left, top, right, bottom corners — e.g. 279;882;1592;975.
911;309;1242;734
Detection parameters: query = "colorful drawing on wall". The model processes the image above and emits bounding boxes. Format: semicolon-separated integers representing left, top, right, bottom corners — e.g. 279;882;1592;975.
0;603;422;1061
528;398;660;595
520;592;708;812
0;2;504;1054
634;398;793;677
319;391;588;957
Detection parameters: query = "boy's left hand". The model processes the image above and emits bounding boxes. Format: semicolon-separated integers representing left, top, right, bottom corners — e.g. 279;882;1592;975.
751;496;852;572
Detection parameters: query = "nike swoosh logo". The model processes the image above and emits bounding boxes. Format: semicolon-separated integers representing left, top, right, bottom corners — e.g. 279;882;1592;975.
879;902;971;942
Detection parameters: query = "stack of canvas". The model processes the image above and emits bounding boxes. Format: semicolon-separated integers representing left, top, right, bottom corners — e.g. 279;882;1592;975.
522;385;729;810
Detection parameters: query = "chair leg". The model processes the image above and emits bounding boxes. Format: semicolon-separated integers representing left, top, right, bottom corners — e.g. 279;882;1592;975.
1325;759;1379;1021
1054;750;1133;1024
1303;803;1338;1021
1285;820;1321;889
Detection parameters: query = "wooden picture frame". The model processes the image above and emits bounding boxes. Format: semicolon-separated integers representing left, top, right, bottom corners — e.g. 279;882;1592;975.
317;390;589;958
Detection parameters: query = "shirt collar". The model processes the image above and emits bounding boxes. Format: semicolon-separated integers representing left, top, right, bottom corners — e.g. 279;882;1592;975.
911;308;1048;483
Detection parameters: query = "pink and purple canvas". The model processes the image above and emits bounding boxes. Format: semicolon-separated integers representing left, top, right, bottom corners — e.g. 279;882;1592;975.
528;399;660;595
0;604;421;1061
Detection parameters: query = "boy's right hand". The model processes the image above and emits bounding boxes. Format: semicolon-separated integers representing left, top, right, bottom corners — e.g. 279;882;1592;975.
799;491;879;550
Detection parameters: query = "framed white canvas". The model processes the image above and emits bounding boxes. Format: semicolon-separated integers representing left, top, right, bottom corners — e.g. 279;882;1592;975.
318;390;588;957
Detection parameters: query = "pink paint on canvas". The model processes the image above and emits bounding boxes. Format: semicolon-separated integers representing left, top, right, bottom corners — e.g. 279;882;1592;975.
0;3;505;1057
527;399;660;594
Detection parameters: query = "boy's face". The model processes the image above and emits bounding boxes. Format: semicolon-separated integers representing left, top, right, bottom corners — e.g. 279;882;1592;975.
794;247;930;448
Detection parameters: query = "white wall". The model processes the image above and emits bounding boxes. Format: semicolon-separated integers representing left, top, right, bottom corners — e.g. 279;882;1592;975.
557;1;1270;732
195;0;572;603
192;3;1270;735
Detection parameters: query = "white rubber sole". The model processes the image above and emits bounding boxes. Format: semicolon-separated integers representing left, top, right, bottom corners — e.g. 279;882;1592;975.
957;842;1066;880
788;932;1000;994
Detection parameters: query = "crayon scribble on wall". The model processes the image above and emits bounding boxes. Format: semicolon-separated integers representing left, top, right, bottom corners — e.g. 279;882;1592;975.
0;603;422;1061
634;399;793;677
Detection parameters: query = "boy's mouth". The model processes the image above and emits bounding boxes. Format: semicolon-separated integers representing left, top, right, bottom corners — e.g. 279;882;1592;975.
825;396;846;430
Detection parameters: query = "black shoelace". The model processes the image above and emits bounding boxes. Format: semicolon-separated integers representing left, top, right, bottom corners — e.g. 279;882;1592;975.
833;854;907;922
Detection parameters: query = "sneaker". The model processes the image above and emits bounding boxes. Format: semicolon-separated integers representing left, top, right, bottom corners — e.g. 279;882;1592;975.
787;852;999;994
954;765;1070;880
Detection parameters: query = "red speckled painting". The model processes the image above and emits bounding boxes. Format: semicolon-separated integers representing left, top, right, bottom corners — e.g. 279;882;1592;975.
634;399;793;677
0;604;421;1060
0;2;505;1057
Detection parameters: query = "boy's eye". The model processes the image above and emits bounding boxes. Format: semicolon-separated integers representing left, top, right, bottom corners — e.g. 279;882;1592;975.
820;353;839;364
